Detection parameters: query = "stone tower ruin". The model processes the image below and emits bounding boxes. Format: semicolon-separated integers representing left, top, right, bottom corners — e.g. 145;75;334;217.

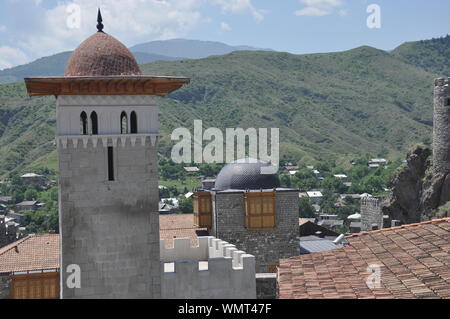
433;77;450;175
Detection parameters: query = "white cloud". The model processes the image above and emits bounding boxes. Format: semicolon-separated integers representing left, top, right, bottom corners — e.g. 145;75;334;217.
295;0;345;17
10;0;204;59
1;0;267;68
211;0;265;22
0;46;29;71
295;7;330;17
220;22;232;31
0;25;7;32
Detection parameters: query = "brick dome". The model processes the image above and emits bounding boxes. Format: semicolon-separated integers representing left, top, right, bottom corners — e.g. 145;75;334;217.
65;32;142;77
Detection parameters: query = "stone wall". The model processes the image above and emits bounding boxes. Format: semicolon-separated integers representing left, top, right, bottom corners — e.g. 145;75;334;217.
58;94;161;299
0;274;10;299
360;197;383;232
212;190;299;273
59;138;160;299
160;237;256;299
0;216;23;249
0;215;6;248
256;273;276;299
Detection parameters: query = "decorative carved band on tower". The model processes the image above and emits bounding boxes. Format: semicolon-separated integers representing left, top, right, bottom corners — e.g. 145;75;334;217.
433;77;450;175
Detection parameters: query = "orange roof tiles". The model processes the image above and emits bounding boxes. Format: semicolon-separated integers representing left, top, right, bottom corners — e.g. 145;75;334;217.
278;217;450;299
159;214;207;248
0;214;206;273
0;234;59;273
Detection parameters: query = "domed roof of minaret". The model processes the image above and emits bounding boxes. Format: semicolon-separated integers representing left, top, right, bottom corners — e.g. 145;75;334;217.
64;9;142;77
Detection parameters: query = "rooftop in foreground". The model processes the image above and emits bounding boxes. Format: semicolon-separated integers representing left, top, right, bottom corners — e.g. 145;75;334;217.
278;217;450;299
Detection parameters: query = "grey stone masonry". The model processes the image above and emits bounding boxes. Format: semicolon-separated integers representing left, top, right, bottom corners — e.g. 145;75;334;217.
59;137;160;299
433;77;450;175
0;216;24;249
0;274;10;299
360;197;383;232
212;190;299;273
256;273;277;299
0;215;6;248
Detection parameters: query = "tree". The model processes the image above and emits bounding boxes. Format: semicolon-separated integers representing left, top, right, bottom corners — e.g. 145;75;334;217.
178;197;193;214
299;198;315;218
279;174;291;188
24;189;38;201
12;189;24;204
321;176;347;194
360;175;385;194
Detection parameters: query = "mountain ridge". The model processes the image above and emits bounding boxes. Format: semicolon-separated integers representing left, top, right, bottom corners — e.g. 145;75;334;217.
129;38;272;59
0;36;448;176
0;38;272;84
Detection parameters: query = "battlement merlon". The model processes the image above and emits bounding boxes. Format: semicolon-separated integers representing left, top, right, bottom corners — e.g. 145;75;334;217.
361;196;383;207
160;236;255;270
434;77;450;95
434;77;450;87
160;237;256;299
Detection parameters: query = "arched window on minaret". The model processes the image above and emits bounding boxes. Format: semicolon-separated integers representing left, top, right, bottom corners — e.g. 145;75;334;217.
130;111;138;134
90;111;98;135
120;111;128;134
80;112;88;135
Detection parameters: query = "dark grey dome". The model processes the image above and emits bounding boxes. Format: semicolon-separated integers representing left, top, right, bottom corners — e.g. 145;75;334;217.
214;158;279;191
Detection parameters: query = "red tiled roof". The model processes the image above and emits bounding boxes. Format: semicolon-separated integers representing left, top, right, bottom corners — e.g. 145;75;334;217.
0;234;59;273
0;215;206;273
278;217;450;299
0;214;206;273
159;214;207;248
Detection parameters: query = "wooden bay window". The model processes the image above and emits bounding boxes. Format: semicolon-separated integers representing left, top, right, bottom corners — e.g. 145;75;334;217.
244;191;276;230
193;192;212;228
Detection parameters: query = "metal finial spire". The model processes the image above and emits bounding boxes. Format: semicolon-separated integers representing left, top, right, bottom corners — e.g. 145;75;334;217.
97;8;104;32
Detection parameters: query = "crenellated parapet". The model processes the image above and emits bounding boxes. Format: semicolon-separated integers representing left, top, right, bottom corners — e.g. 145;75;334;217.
0;216;25;248
434;77;450;89
57;134;158;149
360;196;381;208
160;236;256;299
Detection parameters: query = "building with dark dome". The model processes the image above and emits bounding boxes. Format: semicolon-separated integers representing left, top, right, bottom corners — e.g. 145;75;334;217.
194;158;299;273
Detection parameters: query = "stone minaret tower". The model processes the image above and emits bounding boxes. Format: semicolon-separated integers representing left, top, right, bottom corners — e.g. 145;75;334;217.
25;11;189;298
433;77;450;175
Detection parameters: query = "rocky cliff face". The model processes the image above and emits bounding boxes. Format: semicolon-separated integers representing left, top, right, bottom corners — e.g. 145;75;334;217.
383;146;450;223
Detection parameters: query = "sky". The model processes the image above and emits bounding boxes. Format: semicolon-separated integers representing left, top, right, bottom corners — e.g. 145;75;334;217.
0;0;449;70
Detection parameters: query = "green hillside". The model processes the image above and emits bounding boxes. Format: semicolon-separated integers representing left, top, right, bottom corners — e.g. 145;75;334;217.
0;51;181;84
0;43;443;177
0;52;71;84
144;46;435;162
393;35;450;76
